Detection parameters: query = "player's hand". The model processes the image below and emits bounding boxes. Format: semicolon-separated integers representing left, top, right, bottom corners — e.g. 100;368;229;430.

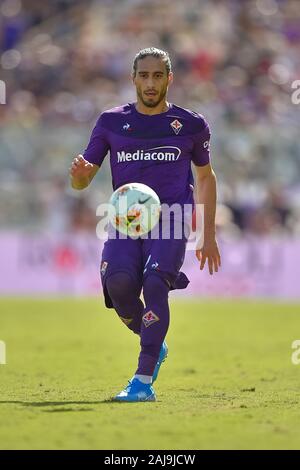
69;154;97;189
196;238;221;275
69;154;94;179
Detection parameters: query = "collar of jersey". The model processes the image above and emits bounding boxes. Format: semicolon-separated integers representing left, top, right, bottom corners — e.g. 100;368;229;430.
130;102;173;117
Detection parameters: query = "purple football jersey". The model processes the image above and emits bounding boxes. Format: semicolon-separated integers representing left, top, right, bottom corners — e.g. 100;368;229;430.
83;102;211;206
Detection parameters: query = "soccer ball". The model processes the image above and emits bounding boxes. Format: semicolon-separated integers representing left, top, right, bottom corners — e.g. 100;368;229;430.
109;183;161;237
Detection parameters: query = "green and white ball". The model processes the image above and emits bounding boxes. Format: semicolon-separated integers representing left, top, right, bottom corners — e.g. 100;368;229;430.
109;183;161;237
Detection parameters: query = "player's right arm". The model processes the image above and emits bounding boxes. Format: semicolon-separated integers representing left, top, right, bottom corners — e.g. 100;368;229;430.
70;113;110;190
69;155;99;190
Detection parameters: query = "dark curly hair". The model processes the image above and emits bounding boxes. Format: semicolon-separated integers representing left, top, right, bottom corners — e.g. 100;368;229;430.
132;47;172;77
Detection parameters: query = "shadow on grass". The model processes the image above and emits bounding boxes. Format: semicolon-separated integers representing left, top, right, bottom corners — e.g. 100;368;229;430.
0;399;159;407
42;408;95;413
0;400;117;407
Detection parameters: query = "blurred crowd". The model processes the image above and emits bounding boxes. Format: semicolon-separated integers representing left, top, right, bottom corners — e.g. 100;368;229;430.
0;0;300;237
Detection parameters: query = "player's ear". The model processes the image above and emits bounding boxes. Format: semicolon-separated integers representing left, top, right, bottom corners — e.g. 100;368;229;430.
168;72;173;86
131;73;136;85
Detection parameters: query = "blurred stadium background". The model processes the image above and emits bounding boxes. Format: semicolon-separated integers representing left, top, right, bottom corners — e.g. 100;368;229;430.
0;0;300;298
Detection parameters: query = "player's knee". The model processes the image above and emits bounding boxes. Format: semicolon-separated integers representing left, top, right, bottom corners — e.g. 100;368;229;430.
143;274;169;302
106;272;133;302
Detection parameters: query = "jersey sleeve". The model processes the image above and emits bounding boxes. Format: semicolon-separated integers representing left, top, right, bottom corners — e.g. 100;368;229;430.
83;114;110;166
191;122;211;167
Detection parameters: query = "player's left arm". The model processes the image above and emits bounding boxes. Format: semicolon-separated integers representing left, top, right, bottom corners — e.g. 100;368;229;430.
193;162;221;275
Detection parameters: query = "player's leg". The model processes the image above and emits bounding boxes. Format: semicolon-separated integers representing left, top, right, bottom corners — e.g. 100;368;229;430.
113;219;190;401
113;272;170;402
136;232;190;381
105;271;144;334
100;237;144;335
135;273;170;378
101;237;158;401
114;235;189;401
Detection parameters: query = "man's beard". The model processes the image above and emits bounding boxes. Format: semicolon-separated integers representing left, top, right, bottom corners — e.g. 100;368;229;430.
138;87;167;108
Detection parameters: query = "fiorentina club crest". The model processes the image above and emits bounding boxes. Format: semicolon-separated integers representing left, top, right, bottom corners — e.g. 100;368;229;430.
170;119;183;135
142;310;160;328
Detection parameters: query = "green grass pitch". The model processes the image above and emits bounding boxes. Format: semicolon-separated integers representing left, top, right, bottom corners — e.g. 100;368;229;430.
1;297;300;449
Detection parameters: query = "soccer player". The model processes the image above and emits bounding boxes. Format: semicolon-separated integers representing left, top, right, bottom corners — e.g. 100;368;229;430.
69;47;221;402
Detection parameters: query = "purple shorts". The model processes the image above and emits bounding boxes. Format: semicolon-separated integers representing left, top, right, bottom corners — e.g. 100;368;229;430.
100;220;190;308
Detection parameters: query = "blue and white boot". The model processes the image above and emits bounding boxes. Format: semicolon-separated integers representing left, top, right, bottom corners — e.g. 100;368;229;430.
152;341;168;384
113;378;156;402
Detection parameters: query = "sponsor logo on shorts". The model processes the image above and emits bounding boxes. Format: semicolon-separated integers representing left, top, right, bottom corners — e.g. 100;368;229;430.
142;310;160;328
120;316;133;326
100;261;108;275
